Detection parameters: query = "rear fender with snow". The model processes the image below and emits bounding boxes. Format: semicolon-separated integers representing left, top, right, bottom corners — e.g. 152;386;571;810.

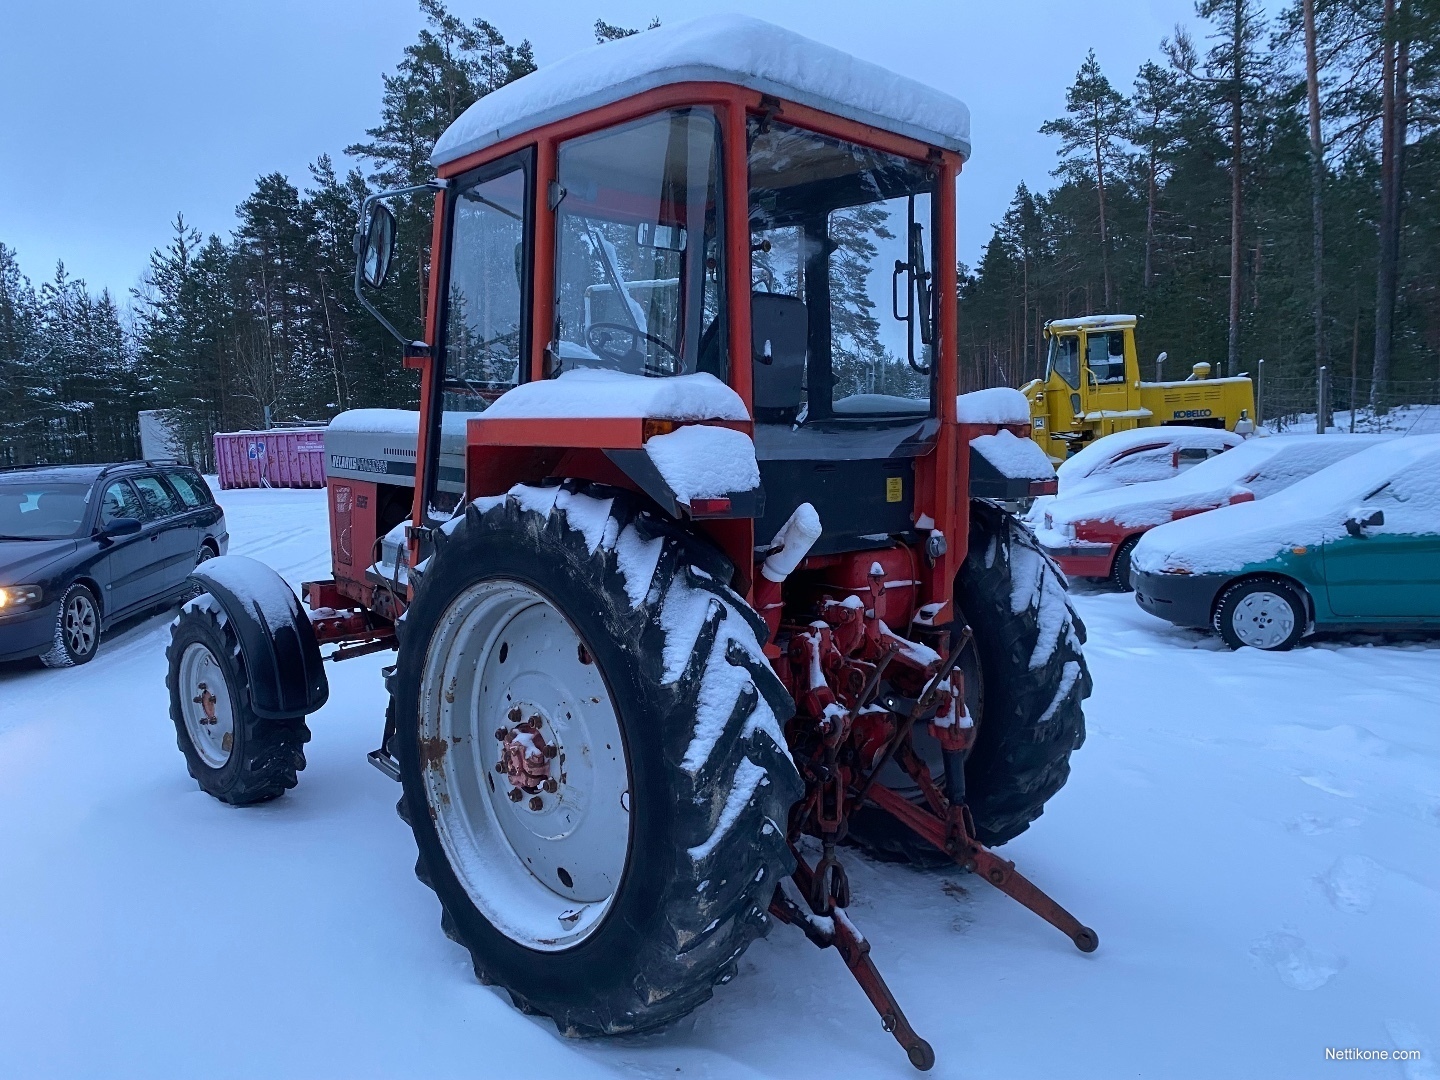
189;555;329;719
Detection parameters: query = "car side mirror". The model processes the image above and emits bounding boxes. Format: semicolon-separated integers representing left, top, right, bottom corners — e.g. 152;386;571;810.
360;203;397;289
100;516;142;539
1344;509;1384;537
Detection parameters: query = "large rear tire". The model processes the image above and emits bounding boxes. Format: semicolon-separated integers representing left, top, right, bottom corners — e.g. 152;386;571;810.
847;500;1091;861
392;483;802;1036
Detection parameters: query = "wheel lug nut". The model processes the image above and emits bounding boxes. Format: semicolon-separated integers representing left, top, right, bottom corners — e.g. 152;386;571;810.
544;745;558;759
494;728;508;741
528;796;544;811
507;788;523;803
543;779;558;793
494;762;506;773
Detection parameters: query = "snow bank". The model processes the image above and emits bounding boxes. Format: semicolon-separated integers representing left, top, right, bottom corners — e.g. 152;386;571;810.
1133;435;1440;574
971;428;1055;480
432;15;971;168
1048;435;1387;530
955;386;1031;425
481;369;749;422
644;425;759;503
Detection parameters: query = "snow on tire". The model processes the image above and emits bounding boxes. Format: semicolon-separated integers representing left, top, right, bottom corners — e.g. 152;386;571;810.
392;482;803;1036
166;597;311;805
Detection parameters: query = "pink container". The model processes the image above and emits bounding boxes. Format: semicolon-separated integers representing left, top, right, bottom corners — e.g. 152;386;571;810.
213;429;327;490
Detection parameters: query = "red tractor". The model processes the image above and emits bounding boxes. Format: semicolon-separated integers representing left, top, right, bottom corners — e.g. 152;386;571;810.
165;16;1094;1070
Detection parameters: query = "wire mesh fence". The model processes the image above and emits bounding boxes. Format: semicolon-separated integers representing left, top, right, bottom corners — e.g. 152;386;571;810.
1255;362;1440;436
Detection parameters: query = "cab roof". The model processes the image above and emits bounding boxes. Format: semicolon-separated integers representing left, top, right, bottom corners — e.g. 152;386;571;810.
431;15;972;169
1046;315;1138;333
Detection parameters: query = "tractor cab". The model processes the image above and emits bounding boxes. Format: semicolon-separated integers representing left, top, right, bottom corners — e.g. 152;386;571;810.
349;14;985;612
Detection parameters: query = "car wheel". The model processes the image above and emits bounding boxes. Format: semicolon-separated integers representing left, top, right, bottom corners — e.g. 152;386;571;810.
1214;579;1305;651
39;583;101;667
1109;536;1140;592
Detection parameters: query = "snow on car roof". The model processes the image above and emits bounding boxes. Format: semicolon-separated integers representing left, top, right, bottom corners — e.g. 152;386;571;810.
1058;426;1244;482
431;15;973;168
1133;435;1440;575
1049;434;1389;529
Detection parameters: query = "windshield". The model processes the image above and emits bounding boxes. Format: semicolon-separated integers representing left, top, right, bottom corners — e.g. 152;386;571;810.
748;120;936;422
0;481;92;540
552;108;722;378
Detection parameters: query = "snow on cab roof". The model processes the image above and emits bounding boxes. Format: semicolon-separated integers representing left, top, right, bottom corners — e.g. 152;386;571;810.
431;15;972;168
1046;314;1137;332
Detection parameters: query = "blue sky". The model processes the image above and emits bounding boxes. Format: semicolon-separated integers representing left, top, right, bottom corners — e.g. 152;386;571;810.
0;0;1203;304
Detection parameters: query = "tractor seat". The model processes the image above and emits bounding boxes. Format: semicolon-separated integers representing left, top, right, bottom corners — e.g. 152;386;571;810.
750;292;807;423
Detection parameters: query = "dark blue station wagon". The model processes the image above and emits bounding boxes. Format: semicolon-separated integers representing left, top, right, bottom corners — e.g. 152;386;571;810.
0;462;228;667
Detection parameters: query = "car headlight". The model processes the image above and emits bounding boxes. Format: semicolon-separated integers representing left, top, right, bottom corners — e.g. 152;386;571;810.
0;584;44;611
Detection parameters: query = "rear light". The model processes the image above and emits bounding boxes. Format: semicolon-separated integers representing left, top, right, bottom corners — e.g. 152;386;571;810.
1160;566;1193;576
688;497;732;517
1029;478;1058;496
642;419;680;440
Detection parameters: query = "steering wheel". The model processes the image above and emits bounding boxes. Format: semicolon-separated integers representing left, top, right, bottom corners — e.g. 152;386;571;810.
586;322;680;374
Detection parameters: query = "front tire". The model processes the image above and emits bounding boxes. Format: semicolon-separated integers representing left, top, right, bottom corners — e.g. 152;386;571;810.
166;598;311;804
1109;535;1139;592
1214;578;1305;651
39;582;100;667
393;484;802;1036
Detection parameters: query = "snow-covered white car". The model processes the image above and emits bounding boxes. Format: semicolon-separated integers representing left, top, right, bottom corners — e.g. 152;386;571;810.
1056;426;1244;499
1034;434;1389;589
1132;435;1440;649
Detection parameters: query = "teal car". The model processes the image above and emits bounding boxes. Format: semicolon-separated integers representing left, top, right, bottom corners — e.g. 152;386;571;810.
1131;435;1440;650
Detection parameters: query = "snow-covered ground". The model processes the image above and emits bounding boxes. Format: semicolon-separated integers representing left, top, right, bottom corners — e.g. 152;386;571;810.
2;486;1438;1079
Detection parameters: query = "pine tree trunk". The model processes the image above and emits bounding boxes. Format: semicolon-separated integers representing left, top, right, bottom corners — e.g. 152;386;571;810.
1095;128;1112;310
1227;1;1245;379
1371;0;1399;411
1303;0;1325;378
1144;149;1157;290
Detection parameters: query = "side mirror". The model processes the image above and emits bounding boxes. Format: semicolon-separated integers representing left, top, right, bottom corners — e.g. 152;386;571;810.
1344;509;1384;537
101;516;142;539
360;203;397;289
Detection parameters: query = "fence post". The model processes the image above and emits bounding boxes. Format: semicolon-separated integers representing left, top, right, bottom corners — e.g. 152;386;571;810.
1317;365;1329;434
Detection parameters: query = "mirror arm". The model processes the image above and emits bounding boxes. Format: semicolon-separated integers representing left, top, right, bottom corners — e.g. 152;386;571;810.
353;180;449;348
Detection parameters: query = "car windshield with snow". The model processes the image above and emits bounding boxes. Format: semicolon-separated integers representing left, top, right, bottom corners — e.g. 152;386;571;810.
1131;434;1440;649
1054;426;1244;500
1035;434;1390;590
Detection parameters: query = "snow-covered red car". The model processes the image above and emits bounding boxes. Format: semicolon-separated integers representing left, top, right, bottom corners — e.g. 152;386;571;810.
1133;435;1440;649
1055;426;1244;499
1034;434;1389;589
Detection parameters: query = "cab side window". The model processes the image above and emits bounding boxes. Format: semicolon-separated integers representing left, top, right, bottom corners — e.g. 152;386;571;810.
1087;332;1127;384
167;470;211;509
99;480;144;526
131;475;183;520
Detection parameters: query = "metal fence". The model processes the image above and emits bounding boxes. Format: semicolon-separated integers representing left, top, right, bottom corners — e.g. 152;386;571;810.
1255;362;1440;435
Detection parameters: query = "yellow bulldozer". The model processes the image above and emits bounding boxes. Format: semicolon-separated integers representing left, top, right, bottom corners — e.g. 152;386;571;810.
1023;314;1256;462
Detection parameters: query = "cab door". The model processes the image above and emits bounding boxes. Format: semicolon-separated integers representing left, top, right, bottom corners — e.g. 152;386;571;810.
1323;473;1440;618
1080;329;1134;432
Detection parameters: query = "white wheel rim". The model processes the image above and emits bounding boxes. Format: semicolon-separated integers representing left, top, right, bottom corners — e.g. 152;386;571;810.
1232;591;1296;649
179;643;236;768
64;593;97;656
419;580;631;952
